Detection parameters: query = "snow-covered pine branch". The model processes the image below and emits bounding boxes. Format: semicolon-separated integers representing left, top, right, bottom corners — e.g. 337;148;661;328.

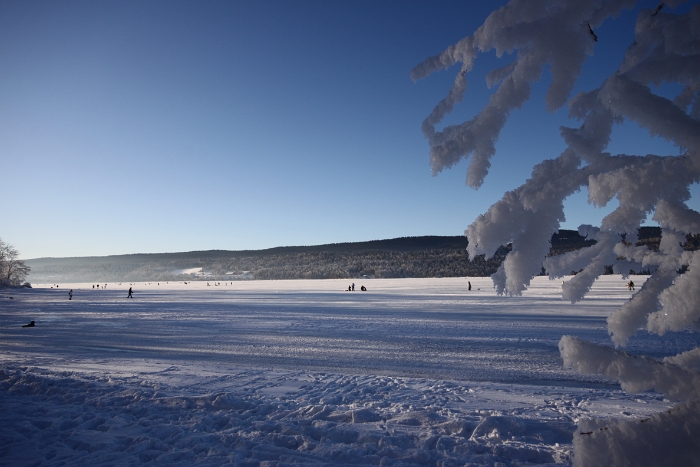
415;1;700;465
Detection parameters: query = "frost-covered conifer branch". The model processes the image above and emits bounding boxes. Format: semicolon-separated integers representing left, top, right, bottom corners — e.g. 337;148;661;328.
416;1;700;464
560;335;700;400
415;0;700;302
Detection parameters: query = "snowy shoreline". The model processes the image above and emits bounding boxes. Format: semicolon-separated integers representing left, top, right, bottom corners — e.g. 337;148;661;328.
2;276;695;466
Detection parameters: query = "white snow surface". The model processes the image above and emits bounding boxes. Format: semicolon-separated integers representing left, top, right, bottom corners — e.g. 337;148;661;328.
170;268;204;275
2;276;697;466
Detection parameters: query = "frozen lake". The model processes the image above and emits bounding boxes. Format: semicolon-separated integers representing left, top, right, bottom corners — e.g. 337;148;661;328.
2;276;697;466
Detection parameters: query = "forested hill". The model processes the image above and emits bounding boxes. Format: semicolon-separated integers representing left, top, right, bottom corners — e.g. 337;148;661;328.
25;228;672;283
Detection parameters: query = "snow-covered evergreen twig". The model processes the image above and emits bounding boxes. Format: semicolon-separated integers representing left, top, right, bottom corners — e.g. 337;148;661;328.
415;1;700;465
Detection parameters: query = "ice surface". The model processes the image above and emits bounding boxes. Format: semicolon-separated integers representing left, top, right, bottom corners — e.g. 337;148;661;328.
2;276;696;466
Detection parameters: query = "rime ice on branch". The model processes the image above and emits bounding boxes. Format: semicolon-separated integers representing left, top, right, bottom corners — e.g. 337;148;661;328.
413;0;700;307
415;1;700;465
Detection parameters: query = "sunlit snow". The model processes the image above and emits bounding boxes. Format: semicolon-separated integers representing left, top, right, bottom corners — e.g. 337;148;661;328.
2;276;696;466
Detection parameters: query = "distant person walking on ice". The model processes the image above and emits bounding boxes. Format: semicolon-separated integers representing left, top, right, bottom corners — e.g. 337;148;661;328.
127;287;133;298
69;289;73;300
468;281;472;291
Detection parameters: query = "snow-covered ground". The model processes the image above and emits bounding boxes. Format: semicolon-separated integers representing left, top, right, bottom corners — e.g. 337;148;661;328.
1;276;697;466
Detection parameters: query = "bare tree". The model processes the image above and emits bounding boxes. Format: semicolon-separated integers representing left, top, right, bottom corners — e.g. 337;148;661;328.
0;238;31;286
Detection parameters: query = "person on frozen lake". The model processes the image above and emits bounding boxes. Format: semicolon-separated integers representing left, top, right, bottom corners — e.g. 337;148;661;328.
127;287;133;298
68;289;72;300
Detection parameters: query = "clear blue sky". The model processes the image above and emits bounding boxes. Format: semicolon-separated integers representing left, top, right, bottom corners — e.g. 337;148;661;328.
2;0;697;259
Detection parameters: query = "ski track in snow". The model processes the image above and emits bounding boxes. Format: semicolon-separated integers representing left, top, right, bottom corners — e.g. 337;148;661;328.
1;276;697;466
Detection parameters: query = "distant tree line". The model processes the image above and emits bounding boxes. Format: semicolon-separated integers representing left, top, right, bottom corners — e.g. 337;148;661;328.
26;245;512;283
25;229;696;283
203;245;512;281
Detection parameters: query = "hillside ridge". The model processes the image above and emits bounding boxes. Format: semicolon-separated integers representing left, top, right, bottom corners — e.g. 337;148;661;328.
26;228;678;283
